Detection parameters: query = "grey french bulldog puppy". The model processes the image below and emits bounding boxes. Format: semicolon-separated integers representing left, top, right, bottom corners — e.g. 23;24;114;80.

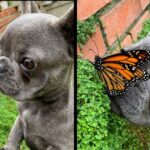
0;1;74;150
110;36;150;127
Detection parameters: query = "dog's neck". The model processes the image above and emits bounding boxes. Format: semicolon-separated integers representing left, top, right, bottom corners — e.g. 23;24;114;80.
41;63;73;105
41;86;69;105
18;86;70;115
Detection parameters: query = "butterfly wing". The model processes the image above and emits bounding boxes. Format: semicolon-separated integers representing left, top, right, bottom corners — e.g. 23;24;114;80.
94;50;150;96
98;67;126;95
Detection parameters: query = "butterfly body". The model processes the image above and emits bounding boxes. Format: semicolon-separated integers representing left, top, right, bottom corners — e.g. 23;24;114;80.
93;50;150;96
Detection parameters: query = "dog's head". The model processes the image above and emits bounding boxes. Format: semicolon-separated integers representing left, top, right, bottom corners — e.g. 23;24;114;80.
0;1;74;101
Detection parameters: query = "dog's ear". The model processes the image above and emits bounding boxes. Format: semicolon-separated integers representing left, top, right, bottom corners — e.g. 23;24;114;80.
20;1;40;14
57;5;74;53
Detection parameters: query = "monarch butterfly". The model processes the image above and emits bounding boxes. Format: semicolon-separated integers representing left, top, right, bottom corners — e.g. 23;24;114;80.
90;48;150;96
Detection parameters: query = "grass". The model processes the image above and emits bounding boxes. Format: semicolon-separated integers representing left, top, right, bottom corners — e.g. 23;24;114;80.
138;19;150;40
0;93;29;150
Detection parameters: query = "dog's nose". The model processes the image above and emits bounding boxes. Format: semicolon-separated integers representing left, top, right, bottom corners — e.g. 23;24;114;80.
0;57;9;74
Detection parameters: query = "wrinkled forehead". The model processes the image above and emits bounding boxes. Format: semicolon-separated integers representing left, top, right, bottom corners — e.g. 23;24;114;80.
1;13;59;44
0;13;67;48
0;13;69;61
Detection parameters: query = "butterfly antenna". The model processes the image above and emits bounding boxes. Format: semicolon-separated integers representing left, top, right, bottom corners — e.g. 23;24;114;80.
89;48;97;55
92;38;100;55
88;38;100;56
93;39;98;50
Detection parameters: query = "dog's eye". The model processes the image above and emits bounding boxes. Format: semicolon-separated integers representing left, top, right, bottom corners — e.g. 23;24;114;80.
21;58;35;70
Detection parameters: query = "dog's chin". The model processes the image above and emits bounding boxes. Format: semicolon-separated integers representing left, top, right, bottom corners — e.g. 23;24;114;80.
2;89;38;102
0;82;20;98
0;73;49;101
0;84;35;102
0;87;19;96
2;85;48;102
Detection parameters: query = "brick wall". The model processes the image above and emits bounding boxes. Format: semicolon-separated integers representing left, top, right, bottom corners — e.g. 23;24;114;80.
77;0;150;62
0;6;20;35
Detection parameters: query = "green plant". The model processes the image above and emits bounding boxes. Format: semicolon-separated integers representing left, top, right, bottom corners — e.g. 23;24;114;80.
138;19;150;40
77;58;150;150
116;34;122;49
0;93;29;149
77;14;100;46
77;59;110;149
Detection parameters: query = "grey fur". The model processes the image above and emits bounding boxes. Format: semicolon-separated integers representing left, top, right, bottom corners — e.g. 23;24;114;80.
0;1;74;150
111;36;150;126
